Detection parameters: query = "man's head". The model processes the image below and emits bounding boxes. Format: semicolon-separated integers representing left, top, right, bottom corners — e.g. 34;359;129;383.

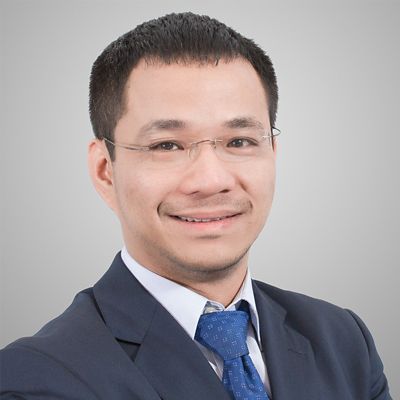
89;12;278;160
88;13;279;287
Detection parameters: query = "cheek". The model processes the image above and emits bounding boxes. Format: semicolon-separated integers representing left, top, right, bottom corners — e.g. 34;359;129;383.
244;161;276;202
248;166;276;229
250;173;275;233
116;167;177;217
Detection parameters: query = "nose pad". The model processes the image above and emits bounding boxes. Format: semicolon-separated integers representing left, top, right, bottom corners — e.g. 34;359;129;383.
188;139;220;160
179;140;236;195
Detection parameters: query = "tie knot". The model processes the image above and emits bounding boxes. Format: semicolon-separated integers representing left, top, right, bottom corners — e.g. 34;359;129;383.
195;310;249;361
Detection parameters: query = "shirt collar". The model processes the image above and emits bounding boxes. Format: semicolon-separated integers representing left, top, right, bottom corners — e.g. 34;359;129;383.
121;247;261;343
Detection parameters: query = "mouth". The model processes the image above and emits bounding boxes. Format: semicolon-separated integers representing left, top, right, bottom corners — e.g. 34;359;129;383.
172;214;239;223
167;212;242;233
164;204;250;234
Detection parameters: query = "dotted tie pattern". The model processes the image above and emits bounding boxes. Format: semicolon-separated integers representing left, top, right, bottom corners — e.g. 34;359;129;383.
195;310;270;400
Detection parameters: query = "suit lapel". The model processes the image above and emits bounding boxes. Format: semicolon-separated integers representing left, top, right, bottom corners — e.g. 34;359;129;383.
134;300;231;400
253;281;321;400
94;254;321;399
94;254;230;400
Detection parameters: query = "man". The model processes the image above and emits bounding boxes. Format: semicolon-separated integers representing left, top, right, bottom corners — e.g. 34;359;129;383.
0;12;391;400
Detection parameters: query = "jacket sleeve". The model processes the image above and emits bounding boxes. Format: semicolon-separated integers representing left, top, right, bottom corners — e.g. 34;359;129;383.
346;310;392;400
0;344;100;400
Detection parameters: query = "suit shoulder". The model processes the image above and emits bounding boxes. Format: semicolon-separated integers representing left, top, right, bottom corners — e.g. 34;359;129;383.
0;289;106;398
0;336;99;399
10;288;104;348
254;279;350;317
253;280;384;360
253;280;391;399
253;279;377;342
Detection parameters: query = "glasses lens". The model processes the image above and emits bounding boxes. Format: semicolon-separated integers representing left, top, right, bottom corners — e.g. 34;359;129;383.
143;131;276;167
148;142;187;167
216;133;273;162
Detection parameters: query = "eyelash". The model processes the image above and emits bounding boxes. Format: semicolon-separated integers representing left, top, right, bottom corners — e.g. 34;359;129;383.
149;141;183;151
148;137;260;152
228;138;258;148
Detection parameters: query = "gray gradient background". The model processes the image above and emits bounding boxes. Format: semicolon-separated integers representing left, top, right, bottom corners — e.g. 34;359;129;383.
1;0;399;396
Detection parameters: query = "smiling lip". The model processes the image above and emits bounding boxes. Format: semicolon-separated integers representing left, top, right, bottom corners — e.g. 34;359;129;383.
170;211;241;222
173;215;239;223
167;211;243;233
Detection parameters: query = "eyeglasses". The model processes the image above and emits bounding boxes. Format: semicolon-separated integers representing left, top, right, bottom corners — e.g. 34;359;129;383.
104;127;280;167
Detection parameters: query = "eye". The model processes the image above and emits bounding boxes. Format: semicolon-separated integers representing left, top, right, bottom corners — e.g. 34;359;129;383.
149;141;183;152
227;137;258;148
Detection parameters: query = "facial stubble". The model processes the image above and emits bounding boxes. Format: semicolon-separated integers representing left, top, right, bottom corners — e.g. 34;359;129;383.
152;236;253;284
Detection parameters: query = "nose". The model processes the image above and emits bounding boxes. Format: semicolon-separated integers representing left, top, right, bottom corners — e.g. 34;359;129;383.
177;143;236;196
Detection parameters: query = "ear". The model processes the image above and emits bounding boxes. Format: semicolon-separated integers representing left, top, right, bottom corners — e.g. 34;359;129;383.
88;139;118;212
269;134;278;160
273;138;278;158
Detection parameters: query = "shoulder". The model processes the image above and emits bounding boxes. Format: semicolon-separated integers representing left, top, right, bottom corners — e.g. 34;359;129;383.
254;279;360;323
0;289;103;399
0;344;99;399
253;280;391;399
253;279;375;342
5;288;105;351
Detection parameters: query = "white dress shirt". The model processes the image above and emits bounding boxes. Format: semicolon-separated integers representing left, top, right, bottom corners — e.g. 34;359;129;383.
121;247;271;396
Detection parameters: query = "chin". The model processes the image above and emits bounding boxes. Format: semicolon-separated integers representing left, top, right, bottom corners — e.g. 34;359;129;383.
163;246;250;282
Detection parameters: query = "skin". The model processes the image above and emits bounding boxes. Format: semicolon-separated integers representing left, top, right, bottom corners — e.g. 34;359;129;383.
88;58;277;306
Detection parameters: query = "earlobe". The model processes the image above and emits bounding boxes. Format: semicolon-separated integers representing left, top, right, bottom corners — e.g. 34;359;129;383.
88;139;117;211
273;139;278;158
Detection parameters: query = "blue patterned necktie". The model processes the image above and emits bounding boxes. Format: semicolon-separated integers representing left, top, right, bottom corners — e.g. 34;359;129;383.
195;310;270;400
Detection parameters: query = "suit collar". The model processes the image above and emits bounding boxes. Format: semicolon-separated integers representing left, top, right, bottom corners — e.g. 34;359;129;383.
93;252;157;343
253;281;321;400
120;246;210;340
93;254;320;400
93;253;231;400
121;246;262;342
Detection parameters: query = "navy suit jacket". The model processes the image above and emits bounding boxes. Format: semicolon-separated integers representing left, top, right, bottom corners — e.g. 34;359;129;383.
0;253;391;399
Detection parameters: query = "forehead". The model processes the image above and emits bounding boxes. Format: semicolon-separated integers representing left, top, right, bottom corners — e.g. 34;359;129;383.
116;58;269;140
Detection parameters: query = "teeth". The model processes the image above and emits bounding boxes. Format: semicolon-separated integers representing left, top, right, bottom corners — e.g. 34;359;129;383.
177;216;226;222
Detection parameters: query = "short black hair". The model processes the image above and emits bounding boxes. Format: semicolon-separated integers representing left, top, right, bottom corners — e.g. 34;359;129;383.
89;12;278;159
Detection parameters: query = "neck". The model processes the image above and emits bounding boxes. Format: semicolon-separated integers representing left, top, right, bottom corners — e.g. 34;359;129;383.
147;254;249;307
175;264;248;307
124;243;250;307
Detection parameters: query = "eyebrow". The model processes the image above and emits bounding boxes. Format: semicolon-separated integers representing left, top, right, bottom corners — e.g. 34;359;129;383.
137;119;187;139
222;117;265;130
136;116;265;140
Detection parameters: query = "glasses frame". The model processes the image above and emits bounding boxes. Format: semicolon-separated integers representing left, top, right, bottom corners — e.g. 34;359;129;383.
103;127;281;156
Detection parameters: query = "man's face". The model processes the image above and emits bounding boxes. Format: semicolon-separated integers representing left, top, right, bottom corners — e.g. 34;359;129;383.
95;58;276;283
